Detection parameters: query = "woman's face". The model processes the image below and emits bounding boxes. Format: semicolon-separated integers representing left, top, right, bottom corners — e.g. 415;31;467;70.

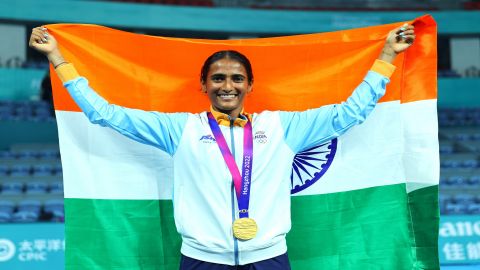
201;58;252;117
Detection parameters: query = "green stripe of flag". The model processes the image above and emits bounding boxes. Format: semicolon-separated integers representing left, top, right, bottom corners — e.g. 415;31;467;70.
65;199;181;269
288;184;439;269
65;183;438;269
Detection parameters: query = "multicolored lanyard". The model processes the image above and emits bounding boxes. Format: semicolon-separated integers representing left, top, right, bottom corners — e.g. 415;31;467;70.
207;112;253;219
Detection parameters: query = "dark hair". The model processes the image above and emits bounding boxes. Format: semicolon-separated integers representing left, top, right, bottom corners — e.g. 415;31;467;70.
200;50;253;84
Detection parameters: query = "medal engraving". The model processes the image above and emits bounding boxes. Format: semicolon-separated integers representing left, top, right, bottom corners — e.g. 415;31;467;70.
233;218;258;240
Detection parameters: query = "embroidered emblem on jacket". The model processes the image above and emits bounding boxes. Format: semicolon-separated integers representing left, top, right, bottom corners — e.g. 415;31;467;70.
254;131;268;144
199;135;216;143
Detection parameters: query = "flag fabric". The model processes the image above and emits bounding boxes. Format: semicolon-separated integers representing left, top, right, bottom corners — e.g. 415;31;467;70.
48;14;439;269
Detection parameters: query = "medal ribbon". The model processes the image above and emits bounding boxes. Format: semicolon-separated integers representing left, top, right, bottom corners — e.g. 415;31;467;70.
207;112;253;219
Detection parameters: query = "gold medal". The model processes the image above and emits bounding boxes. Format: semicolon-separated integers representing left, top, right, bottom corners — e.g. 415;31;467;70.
233;218;258;240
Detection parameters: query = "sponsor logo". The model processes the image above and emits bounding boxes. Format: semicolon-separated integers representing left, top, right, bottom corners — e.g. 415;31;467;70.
17;239;64;262
199;135;216;144
254;131;268;144
0;239;15;262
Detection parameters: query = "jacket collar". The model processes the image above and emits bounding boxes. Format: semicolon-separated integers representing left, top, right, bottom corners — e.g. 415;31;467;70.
209;107;251;127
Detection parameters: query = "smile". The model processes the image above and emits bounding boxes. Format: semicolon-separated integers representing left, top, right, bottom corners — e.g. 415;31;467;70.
218;94;238;99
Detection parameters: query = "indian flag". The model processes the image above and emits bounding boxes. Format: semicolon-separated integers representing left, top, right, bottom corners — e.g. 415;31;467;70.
48;14;439;269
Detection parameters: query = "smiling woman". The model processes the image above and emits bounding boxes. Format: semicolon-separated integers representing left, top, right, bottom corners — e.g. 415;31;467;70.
201;53;253;119
29;24;416;270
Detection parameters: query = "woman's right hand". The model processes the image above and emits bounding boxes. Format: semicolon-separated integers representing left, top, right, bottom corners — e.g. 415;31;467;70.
29;27;66;67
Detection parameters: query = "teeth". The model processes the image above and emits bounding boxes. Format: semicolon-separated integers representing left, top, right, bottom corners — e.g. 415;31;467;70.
219;94;236;98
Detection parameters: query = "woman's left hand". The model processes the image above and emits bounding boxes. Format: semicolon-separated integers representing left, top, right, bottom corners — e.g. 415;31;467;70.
379;23;416;63
386;23;416;53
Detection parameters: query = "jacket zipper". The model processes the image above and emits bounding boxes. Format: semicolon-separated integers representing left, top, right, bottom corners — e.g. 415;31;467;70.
229;118;240;265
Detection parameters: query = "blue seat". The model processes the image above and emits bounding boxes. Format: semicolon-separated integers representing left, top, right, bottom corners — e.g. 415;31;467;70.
0;150;14;158
439;143;455;154
452;110;467;119
9;164;31;176
32;164;53;176
12;200;41;223
439;194;451;203
469;175;480;186
0;109;13;120
15;150;37;159
454;133;471;141
0;200;15;223
25;181;48;194
44;199;63;212
44;199;64;222
0;211;13;223
33;170;52;177
34;107;52;118
11;211;40;223
53;163;63;175
467;203;480;214
458;141;480;153
1;181;24;195
50;210;64;222
445;202;467;215
438;194;452;214
38;149;59;160
446;175;467;187
17;200;41;212
454;194;475;204
462;159;479;168
441;160;462;169
439;175;448;185
438;119;452;127
0;164;8;175
14;106;33;118
49;181;64;194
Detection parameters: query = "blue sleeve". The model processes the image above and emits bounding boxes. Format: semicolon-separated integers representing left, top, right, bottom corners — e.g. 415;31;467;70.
280;70;389;153
63;77;188;156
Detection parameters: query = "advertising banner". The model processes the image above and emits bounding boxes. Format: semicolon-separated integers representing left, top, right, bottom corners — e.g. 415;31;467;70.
440;216;480;264
0;223;64;270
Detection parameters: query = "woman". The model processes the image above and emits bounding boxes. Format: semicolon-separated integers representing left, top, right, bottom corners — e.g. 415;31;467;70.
29;24;415;270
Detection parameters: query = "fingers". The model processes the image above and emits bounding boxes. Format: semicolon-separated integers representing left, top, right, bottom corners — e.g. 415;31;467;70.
30;33;45;46
395;24;414;34
398;29;414;36
29;27;51;47
395;23;415;44
395;33;416;44
405;35;416;44
29;27;44;47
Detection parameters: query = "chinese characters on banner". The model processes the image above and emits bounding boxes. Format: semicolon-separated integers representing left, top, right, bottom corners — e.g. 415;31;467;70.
439;216;480;264
0;223;64;269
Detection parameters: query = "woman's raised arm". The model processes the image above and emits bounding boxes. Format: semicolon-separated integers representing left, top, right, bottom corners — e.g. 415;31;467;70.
29;27;188;156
